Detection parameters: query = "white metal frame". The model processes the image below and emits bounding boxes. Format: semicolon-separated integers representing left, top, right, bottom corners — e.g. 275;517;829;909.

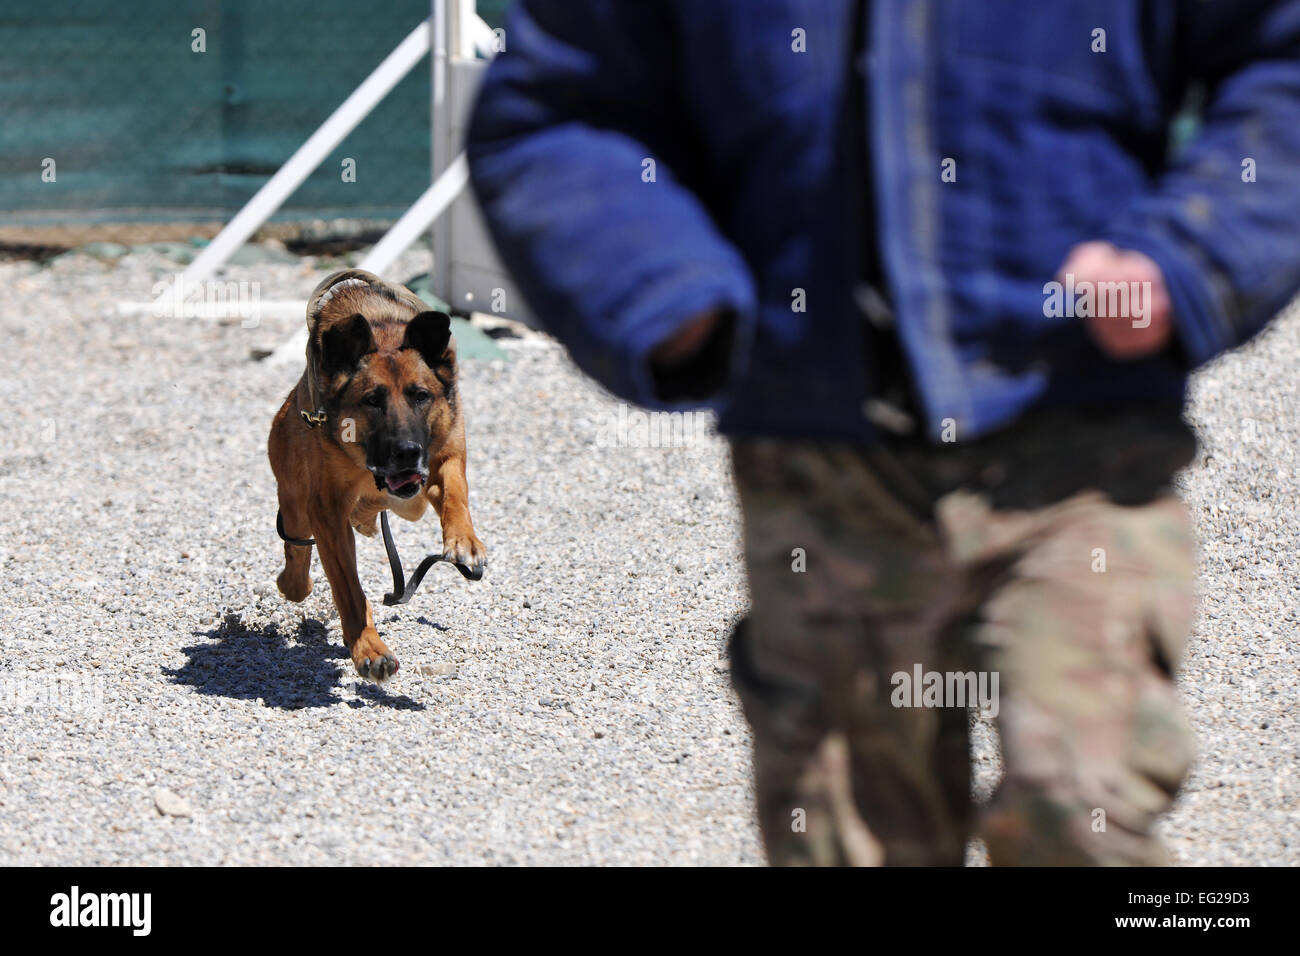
183;19;436;284
182;0;520;324
430;0;521;318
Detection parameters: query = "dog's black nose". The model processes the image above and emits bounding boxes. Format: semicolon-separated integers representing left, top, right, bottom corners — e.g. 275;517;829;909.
391;441;423;469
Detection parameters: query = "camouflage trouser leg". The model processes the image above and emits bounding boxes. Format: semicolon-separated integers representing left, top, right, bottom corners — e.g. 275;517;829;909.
729;443;978;865
729;432;1197;866
943;485;1197;865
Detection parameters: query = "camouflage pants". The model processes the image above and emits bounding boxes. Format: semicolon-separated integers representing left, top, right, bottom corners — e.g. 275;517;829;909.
729;407;1199;865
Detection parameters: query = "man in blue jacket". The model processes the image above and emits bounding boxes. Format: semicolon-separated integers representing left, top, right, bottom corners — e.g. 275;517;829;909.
467;1;1300;864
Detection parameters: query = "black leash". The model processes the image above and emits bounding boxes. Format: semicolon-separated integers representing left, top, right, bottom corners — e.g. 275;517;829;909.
276;510;316;547
275;508;481;606
378;510;482;605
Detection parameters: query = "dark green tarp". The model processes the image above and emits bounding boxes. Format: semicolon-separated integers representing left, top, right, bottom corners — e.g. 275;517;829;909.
0;0;511;225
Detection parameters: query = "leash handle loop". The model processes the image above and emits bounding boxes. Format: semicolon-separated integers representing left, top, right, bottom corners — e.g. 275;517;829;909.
380;510;482;606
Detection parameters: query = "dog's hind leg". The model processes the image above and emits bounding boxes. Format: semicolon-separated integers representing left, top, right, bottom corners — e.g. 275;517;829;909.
275;488;315;603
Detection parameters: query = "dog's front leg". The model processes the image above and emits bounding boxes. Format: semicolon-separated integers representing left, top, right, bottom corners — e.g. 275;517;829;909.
311;505;398;681
427;453;487;575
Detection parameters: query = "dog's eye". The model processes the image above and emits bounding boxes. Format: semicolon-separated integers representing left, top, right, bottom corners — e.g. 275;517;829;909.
407;388;433;404
363;391;386;408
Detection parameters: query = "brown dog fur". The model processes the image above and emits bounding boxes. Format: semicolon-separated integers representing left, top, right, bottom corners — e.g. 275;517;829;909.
268;272;485;681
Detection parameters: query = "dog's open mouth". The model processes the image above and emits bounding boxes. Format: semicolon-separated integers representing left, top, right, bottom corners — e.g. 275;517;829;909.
381;470;425;498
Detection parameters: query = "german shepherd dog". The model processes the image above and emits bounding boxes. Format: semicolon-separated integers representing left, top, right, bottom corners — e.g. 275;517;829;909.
268;270;486;680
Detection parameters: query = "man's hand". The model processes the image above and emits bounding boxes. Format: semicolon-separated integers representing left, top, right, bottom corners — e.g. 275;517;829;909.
1058;241;1173;359
648;308;734;402
651;309;727;368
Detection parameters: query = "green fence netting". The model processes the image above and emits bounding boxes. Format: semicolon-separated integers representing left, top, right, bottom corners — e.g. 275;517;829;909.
0;0;512;226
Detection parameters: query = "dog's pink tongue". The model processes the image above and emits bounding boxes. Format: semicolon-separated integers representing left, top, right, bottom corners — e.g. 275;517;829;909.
386;473;418;492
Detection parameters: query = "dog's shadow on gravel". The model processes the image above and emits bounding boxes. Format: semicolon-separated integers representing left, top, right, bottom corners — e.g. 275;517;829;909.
165;614;425;710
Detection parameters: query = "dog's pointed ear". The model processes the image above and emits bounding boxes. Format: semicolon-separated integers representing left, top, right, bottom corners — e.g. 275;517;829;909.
403;310;452;368
319;314;374;376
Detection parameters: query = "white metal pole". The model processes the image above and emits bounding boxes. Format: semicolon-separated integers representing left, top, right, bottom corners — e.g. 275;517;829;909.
431;0;453;297
183;18;433;284
457;0;478;56
262;149;470;368
471;14;497;57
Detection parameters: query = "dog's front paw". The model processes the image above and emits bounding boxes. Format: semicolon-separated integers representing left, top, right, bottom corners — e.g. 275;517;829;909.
351;628;399;682
442;527;487;578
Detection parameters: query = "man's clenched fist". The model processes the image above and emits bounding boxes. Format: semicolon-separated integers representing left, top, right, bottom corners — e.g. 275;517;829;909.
1058;241;1174;359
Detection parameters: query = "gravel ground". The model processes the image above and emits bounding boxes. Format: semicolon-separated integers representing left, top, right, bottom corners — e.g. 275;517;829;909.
0;246;1294;865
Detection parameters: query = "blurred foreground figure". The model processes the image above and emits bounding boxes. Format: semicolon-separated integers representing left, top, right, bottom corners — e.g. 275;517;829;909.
468;1;1300;864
